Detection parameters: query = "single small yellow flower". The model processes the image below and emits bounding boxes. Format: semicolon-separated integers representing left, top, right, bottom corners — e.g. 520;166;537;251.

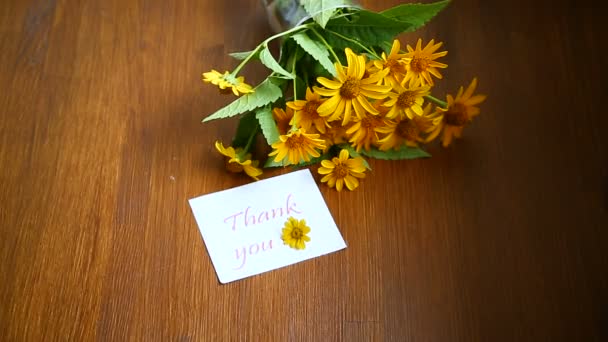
281;217;311;250
403;39;448;87
286;87;330;133
383;80;430;120
272;107;294;135
268;129;326;165
373;39;408;86
202;70;254;96
345;114;385;152
319;121;348;153
314;48;391;125
215;141;263;180
318;149;367;191
427;78;487;147
376;104;437;150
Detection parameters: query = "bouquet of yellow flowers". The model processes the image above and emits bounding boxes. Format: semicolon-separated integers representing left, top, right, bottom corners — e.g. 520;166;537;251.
202;0;485;191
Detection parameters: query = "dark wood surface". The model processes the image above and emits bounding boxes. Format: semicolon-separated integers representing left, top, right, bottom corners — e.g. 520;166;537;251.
1;0;606;341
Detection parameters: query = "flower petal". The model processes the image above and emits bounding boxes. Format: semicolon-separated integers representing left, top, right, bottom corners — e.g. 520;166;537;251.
336;178;344;191
317;94;341;115
317;77;343;90
344;175;359;190
339;149;350;161
320;160;335;169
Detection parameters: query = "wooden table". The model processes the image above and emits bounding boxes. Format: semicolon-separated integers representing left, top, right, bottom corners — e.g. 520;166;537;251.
1;0;606;340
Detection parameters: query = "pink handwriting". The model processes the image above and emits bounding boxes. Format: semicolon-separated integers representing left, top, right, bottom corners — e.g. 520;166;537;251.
223;193;302;231
233;239;273;270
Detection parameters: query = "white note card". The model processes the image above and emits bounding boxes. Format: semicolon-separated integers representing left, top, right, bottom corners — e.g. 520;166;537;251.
189;169;347;284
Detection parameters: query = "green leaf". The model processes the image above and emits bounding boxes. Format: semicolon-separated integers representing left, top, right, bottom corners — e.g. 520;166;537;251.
300;0;355;28
293;153;331;168
359;146;431;160
338;144;372;170
310;55;334;80
291;32;337;77
229;50;258;60
260;45;294;79
381;0;450;32
264;157;285;168
325;10;414;49
232;112;259;148
379;40;394;54
255;105;280;145
203;78;283;122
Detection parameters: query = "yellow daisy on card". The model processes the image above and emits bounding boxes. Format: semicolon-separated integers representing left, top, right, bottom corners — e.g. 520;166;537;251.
281;217;311;250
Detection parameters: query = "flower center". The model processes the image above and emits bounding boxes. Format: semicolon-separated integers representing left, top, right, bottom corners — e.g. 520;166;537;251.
225;160;244;173
285;134;304;149
219;87;233;95
386;59;405;74
361;116;383;131
291;227;303;239
340;78;361;99
361;117;374;129
444;103;469;126
397;91;416;108
410;56;430;72
303;101;321;119
334;163;349;178
397;119;419;141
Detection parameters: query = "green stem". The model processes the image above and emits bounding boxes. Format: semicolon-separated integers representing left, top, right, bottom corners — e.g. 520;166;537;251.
325;29;380;59
232;24;312;76
310;28;340;63
232;46;261;76
290;56;299;131
303;67;309;88
266;23;312;45
292;53;298;101
240;125;259;158
424;95;448;109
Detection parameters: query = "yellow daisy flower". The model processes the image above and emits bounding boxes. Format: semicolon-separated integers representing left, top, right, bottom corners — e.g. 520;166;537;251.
403;39;448;87
427;78;487;147
376;104;437;150
281;217;311;250
383;80;430;120
214;141;263;180
314;48;391;125
319;121;348;153
272;107;294;135
345;114;385;152
286;87;330;133
373;39;408;86
318;149;367;191
268;129;326;165
202;70;254;96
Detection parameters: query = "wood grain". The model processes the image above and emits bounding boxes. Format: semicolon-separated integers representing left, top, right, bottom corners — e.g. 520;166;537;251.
1;0;606;341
